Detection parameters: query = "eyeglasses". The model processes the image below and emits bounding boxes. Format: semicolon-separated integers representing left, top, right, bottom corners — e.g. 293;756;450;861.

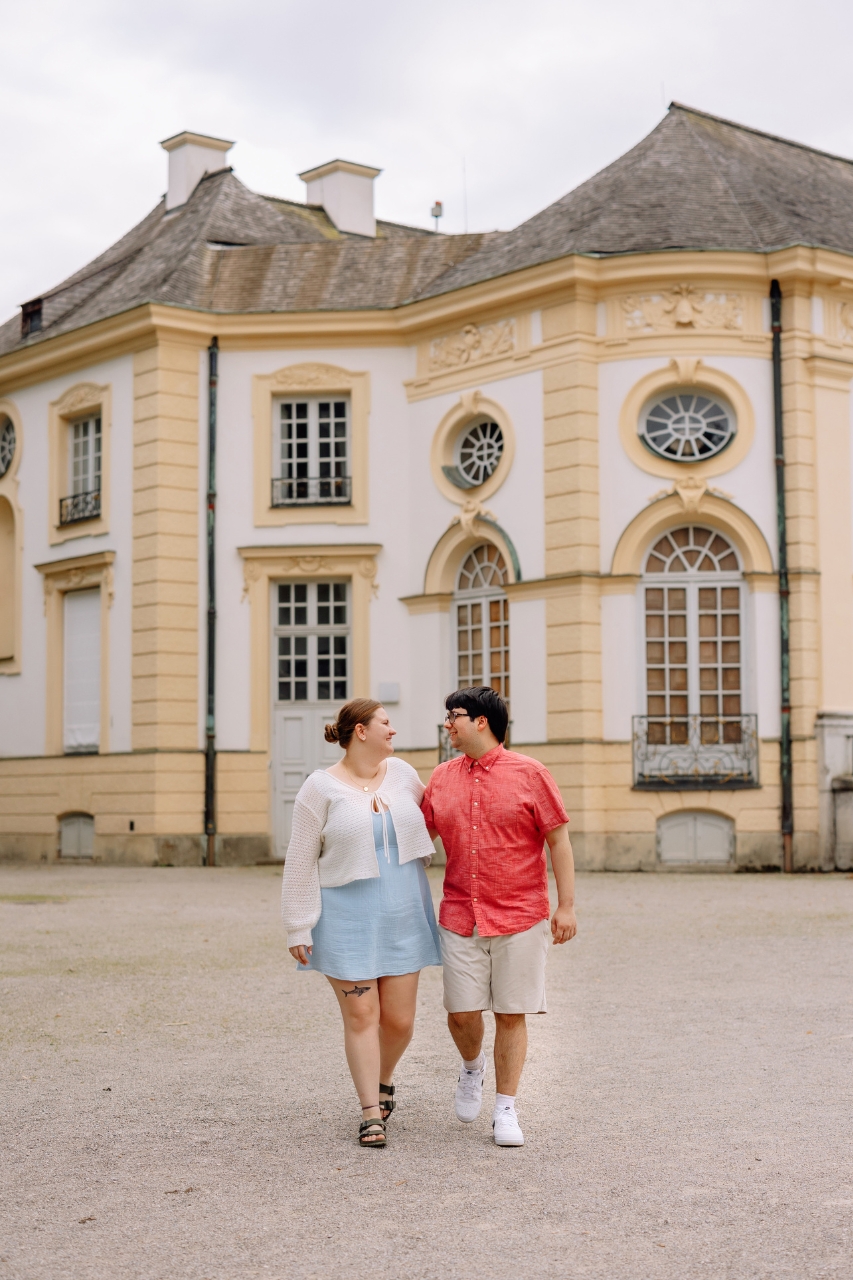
444;710;471;724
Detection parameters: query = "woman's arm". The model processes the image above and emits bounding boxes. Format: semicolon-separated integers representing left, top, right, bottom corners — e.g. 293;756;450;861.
281;794;326;963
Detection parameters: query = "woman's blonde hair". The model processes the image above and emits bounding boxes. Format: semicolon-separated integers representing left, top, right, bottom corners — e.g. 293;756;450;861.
324;698;383;748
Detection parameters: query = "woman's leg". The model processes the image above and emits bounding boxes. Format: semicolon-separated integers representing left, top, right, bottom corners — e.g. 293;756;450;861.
327;976;384;1140
377;971;420;1086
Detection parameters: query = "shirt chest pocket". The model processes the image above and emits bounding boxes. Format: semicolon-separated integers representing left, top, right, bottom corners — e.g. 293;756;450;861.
482;790;534;833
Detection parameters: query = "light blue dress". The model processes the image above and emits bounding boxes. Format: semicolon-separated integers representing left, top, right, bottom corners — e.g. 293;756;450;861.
301;807;441;981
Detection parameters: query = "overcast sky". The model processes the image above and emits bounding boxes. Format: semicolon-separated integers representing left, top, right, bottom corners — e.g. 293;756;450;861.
4;0;853;325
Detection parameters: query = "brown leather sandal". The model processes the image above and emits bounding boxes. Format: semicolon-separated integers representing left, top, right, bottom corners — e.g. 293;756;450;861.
379;1083;396;1120
358;1116;387;1148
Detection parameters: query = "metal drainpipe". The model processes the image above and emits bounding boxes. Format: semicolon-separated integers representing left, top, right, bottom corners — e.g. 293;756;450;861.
770;281;794;873
203;337;218;867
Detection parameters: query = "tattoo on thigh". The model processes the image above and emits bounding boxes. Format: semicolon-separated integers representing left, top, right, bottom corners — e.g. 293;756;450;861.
342;984;371;997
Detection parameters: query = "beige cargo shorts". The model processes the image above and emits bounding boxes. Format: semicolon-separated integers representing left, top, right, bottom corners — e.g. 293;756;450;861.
439;919;550;1014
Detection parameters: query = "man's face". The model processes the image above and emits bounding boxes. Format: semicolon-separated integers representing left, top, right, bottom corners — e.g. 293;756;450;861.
444;707;488;754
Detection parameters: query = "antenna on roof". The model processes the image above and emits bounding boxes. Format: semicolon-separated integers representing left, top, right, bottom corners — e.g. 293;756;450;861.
431;201;443;232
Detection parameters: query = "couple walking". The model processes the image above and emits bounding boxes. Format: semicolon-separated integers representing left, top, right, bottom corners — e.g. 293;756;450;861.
281;686;577;1149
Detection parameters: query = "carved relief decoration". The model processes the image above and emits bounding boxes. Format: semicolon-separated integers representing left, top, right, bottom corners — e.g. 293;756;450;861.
54;382;107;417
38;554;114;615
449;498;497;536
268;363;356;392
428;320;516;373
622;285;743;333
839;302;853;343
241;552;379;601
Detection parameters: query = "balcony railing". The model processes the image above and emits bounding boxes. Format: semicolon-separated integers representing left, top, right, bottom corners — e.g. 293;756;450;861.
271;475;352;507
59;490;101;525
633;714;759;789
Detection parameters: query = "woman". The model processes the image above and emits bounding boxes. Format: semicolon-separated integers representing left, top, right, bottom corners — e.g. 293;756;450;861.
282;698;440;1148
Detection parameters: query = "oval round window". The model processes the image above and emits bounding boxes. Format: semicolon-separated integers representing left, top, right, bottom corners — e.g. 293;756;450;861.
0;416;15;478
641;391;735;461
452;418;504;488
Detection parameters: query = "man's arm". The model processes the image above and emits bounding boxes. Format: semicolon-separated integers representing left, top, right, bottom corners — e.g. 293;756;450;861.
545;823;577;945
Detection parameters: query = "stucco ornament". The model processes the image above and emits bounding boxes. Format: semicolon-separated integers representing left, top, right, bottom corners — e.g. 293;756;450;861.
428;320;515;373
622;286;743;332
673;475;708;512
55;382;105;415
451;497;496;536
840;301;853;343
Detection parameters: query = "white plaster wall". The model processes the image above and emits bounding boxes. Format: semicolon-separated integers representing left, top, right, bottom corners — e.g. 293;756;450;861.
601;592;638;740
406;611;451;747
598;355;778;573
213;352;544;754
0;355;134;758
508;597;547;743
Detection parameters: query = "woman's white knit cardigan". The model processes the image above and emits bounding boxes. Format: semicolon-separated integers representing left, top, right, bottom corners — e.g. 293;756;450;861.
281;757;436;949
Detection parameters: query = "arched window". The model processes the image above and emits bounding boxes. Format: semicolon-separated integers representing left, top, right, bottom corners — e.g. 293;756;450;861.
644;526;743;745
0;496;14;661
455;544;509;697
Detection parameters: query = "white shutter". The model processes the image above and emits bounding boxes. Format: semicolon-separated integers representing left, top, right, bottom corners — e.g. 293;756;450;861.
64;589;101;752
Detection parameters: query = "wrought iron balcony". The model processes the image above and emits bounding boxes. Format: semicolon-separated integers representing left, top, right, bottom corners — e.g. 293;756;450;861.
271;475;352;507
59;490;101;525
633;714;759;789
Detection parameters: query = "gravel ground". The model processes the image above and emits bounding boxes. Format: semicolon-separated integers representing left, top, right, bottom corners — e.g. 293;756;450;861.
1;863;853;1280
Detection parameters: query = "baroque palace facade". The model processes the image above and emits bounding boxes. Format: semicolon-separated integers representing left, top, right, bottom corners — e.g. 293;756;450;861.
2;103;853;870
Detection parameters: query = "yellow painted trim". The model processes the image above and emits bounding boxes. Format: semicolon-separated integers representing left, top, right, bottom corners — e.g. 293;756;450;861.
399;592;453;615
238;544;381;752
617;359;755;481
35;551;115;755
48;382;112;545
429;390;516;505
611;494;774;576
505;573;601;601
0;397;24;673
423;520;520;594
599;574;641;596
744;571;780;593
252;363;369;527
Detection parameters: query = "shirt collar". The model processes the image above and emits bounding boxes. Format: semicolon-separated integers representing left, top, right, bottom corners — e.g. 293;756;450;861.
464;743;505;772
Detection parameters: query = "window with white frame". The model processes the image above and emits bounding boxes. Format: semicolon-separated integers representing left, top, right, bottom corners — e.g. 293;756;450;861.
64;588;101;753
272;397;350;506
275;581;349;703
454;544;509;698
60;415;102;525
643;526;743;745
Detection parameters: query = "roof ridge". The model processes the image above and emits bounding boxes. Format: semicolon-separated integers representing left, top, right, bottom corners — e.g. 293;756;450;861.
677;110;764;247
669;101;853;168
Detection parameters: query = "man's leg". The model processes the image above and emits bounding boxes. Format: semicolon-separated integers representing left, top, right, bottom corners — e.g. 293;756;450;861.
447;1010;484;1062
493;1012;527;1094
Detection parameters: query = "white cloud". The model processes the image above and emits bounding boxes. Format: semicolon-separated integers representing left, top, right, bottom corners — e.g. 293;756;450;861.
3;0;853;322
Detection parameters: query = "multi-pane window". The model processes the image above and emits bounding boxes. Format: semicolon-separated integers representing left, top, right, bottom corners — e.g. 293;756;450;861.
59;414;102;525
455;544;509;699
70;416;101;495
275;581;349;703
644;526;743;745
273;397;350;505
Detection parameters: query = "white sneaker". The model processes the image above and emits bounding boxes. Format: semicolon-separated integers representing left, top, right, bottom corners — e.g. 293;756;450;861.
492;1106;524;1146
454;1055;486;1122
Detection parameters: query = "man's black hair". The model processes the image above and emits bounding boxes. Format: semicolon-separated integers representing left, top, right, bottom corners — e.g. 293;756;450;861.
445;686;509;744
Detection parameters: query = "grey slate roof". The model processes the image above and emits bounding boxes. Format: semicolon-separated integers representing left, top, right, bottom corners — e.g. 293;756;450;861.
5;103;853;356
417;104;853;298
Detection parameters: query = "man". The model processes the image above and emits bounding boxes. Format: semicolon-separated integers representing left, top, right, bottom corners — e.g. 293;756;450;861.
421;686;577;1147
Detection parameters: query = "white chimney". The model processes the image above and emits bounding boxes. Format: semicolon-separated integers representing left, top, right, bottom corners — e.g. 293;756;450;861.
299;159;381;237
160;131;234;211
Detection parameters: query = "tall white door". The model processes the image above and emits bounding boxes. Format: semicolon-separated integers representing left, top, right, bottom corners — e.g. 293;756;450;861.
271;580;350;860
64;588;101;753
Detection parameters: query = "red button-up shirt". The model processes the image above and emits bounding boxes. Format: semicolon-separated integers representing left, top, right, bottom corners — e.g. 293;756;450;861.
421;745;569;938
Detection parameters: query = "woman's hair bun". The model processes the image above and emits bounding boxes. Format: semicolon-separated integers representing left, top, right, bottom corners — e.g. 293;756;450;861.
324;722;340;744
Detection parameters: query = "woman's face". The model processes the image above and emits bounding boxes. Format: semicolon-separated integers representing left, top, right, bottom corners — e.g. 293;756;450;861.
354;707;396;756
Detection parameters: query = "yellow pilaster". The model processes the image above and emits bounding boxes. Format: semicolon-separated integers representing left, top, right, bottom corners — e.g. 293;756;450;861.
132;340;203;753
